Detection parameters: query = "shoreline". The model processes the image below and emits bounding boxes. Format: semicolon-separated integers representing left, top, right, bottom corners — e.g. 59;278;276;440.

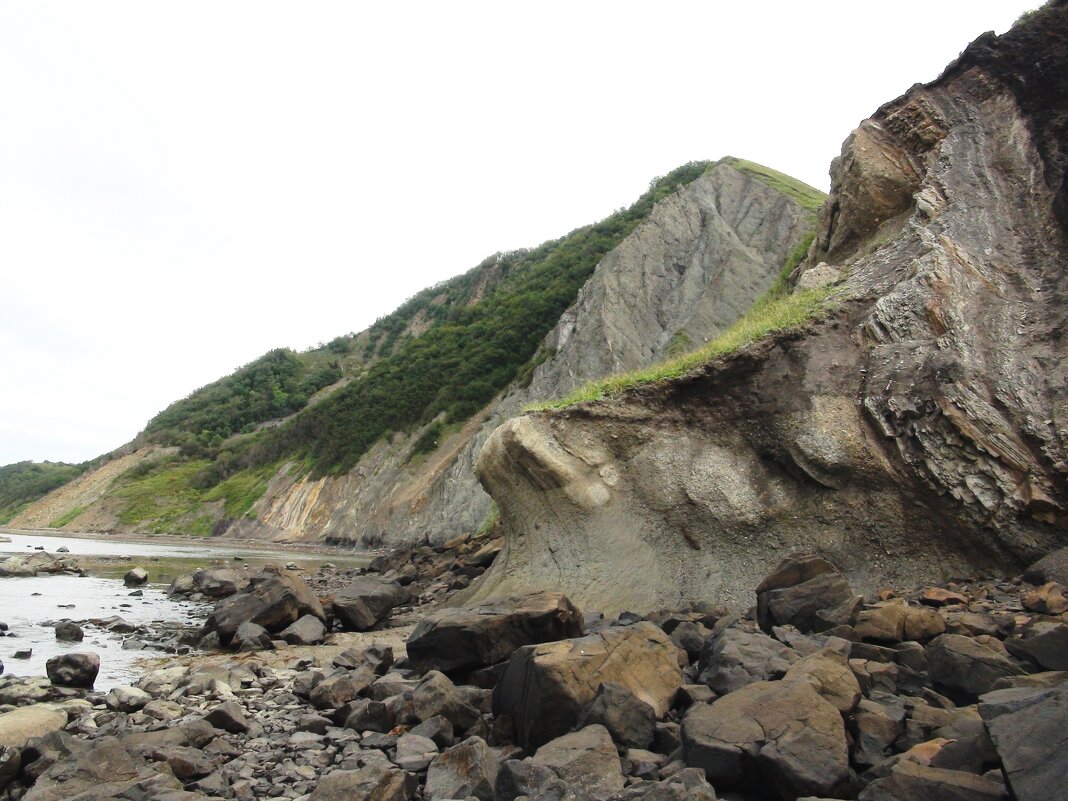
0;524;385;559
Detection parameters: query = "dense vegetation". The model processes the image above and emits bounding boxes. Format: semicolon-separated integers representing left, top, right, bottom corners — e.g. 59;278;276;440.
190;161;713;481
0;461;85;523
143;349;343;449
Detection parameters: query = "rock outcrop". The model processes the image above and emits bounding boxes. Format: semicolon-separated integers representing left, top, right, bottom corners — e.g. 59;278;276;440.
11;160;815;550
465;4;1068;612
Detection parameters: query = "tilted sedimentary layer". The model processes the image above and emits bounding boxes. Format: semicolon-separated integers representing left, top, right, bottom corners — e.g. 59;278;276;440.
465;4;1068;613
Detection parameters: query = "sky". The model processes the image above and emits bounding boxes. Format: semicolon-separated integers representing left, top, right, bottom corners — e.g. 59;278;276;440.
0;1;1039;466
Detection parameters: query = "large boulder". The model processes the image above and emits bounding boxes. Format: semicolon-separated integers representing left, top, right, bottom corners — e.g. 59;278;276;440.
1023;546;1068;587
1005;621;1068;671
201;568;325;646
782;647;861;713
493;622;683;749
279;614;327;646
530;725;626;801
307;764;416;801
0;705;68;749
696;626;800;695
406;592;584;674
194;568;249;598
45;652;99;688
979;683;1068;801
123;567;149;586
681;679;850;800
926;635;1025;699
331;576;408;631
577;681;655;749
755;554;859;633
410;671;481;731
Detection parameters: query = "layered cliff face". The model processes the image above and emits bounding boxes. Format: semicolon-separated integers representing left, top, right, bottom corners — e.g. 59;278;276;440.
250;162;815;547
466;5;1068;613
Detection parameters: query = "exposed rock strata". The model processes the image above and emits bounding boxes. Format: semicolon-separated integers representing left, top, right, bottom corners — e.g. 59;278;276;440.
466;5;1068;612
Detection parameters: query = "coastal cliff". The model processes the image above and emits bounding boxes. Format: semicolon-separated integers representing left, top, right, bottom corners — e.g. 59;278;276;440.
465;3;1068;612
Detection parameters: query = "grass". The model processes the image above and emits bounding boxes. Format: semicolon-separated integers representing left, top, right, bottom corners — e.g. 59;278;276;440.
49;506;86;528
204;464;276;518
531;282;836;410
723;157;827;212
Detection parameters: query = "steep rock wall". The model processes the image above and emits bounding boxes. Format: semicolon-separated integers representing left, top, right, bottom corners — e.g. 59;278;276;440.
242;163;814;547
465;5;1068;613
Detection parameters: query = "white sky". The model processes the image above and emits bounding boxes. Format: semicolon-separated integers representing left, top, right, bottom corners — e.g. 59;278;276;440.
0;1;1038;465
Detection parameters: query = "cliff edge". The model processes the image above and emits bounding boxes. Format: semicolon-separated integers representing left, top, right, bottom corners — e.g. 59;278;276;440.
466;4;1068;613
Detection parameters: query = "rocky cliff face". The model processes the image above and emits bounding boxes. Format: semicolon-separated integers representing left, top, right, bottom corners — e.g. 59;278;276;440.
464;4;1068;613
240;162;814;548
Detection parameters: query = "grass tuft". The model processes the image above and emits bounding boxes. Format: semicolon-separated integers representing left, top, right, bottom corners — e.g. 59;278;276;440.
531;283;836;411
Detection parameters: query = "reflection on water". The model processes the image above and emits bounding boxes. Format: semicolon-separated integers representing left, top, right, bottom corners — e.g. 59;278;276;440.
0;531;371;690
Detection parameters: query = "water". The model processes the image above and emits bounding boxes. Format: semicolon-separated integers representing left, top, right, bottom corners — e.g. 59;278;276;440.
0;531;371;689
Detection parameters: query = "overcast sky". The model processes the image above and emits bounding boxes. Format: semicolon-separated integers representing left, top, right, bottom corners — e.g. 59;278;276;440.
0;1;1038;466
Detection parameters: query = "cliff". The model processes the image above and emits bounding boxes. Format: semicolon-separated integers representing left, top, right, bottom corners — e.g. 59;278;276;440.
10;160;818;547
464;4;1068;613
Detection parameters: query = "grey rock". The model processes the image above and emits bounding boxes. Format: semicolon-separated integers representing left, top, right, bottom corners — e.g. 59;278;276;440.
123;566;149;586
232;621;274;651
979;683;1068;801
332;642;394;674
696;626;800;694
1023;546;1068;588
202;700;249;733
309;668;375;710
577;681;655;749
279;614;326;645
54;620;83;641
926;635;1024;699
1005;621;1068;671
407;592;584;674
45;651;99;688
411;670;481;731
332;576;408;631
755;554;859;633
394;732;438;772
425;736;498;800
105;685;151;712
307;764;417;801
858;760;1008;801
201;567;325;646
495;759;558;801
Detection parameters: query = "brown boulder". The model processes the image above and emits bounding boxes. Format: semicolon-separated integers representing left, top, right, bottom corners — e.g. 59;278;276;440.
332;576;408;631
202;568;325;645
681;679;850;800
530;725;625;801
756;554;859;633
493;622;683;749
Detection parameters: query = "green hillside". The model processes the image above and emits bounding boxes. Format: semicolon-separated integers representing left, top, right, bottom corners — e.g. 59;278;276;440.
0;461;86;523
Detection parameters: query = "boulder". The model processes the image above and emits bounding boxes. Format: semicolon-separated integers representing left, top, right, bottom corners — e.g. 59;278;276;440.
407;592;584;674
105;685;151;713
495;759;559;801
411;670;481;731
425;736;499;800
530;725;625;801
926;635;1024;699
493;622;683;749
858;759;1008;801
1023;546;1068;587
681;679;850;800
577;681;655;749
194;568;249;598
755;553;859;633
45;652;99;688
309;668;375;710
850;697;906;768
696;626;800;694
201;568;325;645
332;642;394;674
331;576;408;631
613;769;717;801
1005;621;1068;671
0;705;67;749
203;701;249;733
231;621;274;652
782;648;861;713
394;732;439;772
280;614;326;645
123;566;149;586
979;683;1068;801
855;602;945;644
307;764;417;801
54;621;83;641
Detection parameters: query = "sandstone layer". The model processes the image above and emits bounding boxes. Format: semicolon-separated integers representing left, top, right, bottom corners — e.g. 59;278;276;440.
465;5;1068;613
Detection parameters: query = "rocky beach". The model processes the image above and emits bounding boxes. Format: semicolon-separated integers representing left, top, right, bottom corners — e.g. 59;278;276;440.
1;527;1066;801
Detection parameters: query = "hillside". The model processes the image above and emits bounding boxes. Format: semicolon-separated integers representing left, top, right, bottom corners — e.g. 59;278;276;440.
0;461;85;524
12;158;822;543
464;2;1068;612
